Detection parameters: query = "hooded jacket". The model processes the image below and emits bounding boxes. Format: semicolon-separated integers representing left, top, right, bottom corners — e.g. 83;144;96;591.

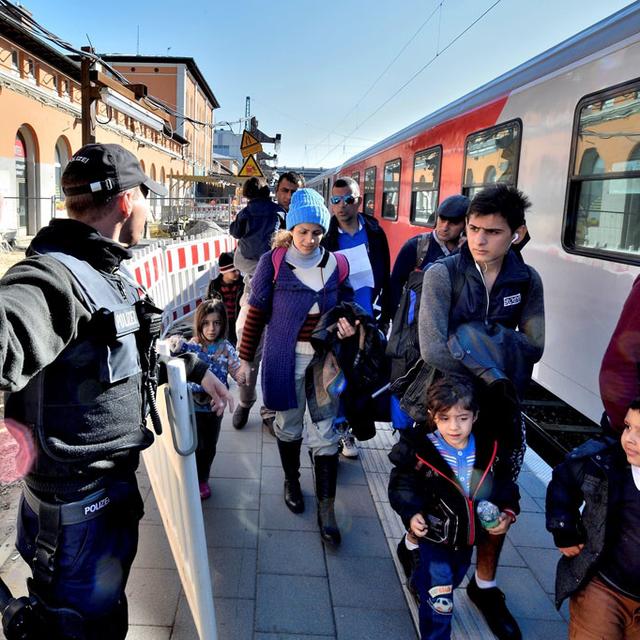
230;198;283;262
309;301;390;439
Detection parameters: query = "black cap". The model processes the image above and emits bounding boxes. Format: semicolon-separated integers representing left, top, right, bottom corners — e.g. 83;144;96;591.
62;143;168;199
437;194;470;220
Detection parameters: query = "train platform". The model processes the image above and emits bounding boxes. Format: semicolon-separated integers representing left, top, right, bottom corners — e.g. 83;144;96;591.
0;385;569;640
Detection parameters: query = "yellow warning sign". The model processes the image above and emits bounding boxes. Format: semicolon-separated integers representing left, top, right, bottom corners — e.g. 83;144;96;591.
238;154;264;178
240;130;263;158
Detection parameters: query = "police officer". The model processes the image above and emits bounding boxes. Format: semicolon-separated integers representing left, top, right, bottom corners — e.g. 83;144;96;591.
0;143;231;639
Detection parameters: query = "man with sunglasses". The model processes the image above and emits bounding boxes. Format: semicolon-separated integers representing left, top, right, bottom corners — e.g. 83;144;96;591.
322;176;391;458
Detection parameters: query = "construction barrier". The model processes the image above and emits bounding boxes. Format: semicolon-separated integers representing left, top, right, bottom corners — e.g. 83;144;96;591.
142;349;217;640
128;231;235;639
126;231;236;334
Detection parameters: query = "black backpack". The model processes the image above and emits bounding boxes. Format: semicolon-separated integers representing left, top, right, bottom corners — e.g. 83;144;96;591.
386;235;464;379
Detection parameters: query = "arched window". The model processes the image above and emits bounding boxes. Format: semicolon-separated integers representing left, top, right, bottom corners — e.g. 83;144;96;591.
54;136;70;200
15;125;40;233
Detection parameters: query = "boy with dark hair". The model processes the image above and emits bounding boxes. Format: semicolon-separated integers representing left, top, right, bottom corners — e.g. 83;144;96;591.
417;183;545;639
389;375;519;639
546;397;640;639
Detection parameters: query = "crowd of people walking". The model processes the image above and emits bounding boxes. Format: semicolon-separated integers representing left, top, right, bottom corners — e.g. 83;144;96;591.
1;142;638;640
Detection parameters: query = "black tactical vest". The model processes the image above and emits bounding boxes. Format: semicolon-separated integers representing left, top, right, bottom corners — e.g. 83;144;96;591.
6;252;153;494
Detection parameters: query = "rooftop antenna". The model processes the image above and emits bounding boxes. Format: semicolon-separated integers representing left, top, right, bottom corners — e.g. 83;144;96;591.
245;96;250;131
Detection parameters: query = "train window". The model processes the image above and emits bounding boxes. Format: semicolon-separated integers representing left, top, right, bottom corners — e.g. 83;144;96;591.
363;166;376;217
382;158;401;220
411;146;441;225
352;171;360;186
566;84;640;262
462;120;521;198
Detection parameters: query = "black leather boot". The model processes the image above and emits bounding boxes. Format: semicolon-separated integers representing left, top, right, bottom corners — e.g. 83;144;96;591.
277;438;304;513
314;453;341;546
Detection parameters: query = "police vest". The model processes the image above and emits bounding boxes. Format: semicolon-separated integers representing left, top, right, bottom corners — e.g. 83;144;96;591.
6;252;151;494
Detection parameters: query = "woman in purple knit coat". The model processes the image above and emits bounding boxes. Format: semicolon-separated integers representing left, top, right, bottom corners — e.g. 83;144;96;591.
237;188;356;546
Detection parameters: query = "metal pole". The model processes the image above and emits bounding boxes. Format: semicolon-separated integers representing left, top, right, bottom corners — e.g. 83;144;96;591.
81;46;96;145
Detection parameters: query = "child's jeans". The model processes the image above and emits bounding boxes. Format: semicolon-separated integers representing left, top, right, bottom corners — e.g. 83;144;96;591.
413;541;472;640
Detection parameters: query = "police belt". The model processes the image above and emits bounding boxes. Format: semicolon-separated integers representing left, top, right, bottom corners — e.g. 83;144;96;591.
23;485;113;526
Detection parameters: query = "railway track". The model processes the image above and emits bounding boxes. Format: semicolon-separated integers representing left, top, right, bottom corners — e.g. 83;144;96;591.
521;382;601;467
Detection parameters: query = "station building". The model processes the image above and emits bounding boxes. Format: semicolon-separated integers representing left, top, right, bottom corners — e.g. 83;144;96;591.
0;6;222;240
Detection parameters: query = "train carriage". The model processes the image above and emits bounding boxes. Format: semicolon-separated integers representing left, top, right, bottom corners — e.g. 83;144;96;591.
309;3;640;453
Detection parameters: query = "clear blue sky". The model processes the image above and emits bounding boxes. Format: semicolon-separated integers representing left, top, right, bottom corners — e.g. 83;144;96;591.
19;0;636;168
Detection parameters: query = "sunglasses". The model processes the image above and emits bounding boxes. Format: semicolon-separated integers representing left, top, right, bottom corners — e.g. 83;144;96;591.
330;195;357;205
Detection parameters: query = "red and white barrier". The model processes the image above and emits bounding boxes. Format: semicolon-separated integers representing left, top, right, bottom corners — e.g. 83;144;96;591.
126;232;236;335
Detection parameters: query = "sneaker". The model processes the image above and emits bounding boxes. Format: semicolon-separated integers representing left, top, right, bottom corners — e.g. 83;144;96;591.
199;482;211;500
340;435;358;458
262;416;276;437
232;405;250;430
467;575;522;639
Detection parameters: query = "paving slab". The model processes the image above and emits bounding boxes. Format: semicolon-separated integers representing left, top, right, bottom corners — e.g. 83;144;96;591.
259;492;320;531
258;529;326;577
255;574;335;636
126;567;182;626
201;477;260;510
171;594;255;640
202;507;259;549
334;606;416;640
208;546;257;599
326;555;407;611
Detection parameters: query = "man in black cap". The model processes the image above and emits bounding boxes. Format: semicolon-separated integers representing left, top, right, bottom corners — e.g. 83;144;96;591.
389;194;469;318
0;143;231;639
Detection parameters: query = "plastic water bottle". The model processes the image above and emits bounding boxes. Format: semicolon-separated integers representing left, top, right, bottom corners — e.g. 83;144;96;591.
476;500;501;529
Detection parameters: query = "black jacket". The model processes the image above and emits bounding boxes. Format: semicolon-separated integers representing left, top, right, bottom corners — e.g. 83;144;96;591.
321;215;392;324
310;301;390;440
389;423;520;548
545;436;625;607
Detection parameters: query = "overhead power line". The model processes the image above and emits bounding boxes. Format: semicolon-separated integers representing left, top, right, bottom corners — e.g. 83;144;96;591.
307;1;444;157
315;0;503;166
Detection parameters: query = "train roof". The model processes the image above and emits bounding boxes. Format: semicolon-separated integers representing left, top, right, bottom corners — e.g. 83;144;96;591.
343;2;640;168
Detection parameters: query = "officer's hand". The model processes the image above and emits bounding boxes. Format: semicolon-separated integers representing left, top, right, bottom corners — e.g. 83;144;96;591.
201;370;234;416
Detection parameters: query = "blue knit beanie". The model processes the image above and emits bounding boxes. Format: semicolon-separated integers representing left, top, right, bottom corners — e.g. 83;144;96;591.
286;188;331;233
